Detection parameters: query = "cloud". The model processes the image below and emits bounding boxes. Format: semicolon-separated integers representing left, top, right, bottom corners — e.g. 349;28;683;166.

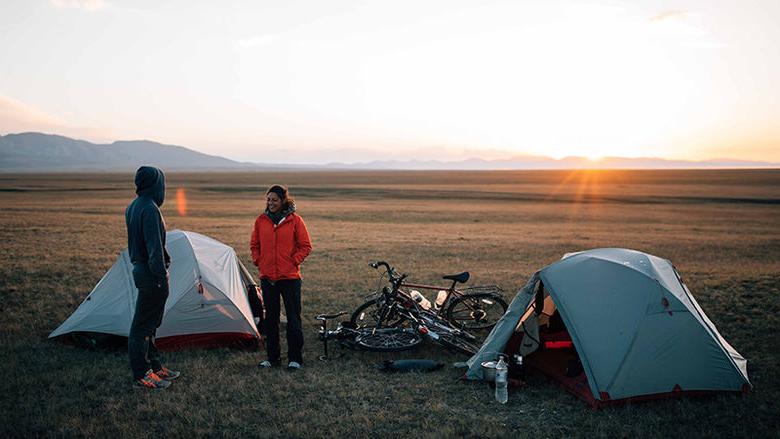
649;10;688;22
0;95;67;132
0;95;113;141
647;9;728;49
49;0;106;11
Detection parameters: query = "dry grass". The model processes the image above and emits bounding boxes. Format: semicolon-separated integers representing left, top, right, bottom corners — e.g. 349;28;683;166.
0;169;778;438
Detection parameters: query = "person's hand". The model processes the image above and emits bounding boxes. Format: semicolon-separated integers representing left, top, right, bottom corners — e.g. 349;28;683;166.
156;273;170;289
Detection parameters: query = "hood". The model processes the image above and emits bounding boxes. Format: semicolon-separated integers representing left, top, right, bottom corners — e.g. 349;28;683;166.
134;166;165;206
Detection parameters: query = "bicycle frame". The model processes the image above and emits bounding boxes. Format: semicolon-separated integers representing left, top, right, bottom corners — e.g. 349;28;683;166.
368;260;489;326
355;261;504;349
369;261;488;319
355;261;491;355
399;279;464;316
376;282;470;340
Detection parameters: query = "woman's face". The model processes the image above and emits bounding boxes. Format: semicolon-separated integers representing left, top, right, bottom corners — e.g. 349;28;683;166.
266;192;282;213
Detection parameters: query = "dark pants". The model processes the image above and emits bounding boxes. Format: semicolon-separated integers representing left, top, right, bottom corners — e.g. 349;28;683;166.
261;278;304;364
129;273;169;380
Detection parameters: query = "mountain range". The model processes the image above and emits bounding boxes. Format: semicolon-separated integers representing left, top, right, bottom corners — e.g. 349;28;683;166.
1;132;776;171
0;132;256;171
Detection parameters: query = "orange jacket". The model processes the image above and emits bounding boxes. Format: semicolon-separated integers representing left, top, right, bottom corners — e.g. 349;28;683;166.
250;212;312;281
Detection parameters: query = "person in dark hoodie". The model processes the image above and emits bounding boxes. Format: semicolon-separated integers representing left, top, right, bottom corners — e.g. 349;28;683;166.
125;166;180;390
250;185;312;370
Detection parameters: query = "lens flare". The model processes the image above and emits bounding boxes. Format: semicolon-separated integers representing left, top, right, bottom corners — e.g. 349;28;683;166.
176;187;187;216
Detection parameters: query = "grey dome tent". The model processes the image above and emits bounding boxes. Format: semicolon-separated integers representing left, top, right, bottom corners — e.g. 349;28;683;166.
50;230;262;350
466;248;750;407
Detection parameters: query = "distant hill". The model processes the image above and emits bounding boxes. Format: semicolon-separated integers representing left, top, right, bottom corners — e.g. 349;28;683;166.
1;132;776;171
0;132;256;171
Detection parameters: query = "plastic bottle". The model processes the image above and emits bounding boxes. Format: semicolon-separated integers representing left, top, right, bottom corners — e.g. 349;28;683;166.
435;290;448;309
410;290;432;310
514;354;525;381
495;355;508;404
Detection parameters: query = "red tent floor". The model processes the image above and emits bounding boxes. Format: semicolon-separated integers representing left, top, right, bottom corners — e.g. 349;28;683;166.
524;348;747;408
56;331;261;351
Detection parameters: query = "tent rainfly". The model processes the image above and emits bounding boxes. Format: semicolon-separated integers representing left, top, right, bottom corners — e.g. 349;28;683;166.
49;230;262;350
466;248;750;407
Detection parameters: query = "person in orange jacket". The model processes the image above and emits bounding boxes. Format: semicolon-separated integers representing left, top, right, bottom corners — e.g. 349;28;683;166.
250;185;312;370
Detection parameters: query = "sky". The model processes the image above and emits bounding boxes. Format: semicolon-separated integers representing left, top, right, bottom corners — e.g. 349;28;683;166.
1;0;779;164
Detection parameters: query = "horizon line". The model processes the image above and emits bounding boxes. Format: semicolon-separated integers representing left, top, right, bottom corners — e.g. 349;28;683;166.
2;130;778;169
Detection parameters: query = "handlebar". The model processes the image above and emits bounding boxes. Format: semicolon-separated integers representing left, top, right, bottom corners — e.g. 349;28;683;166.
369;260;407;288
369;260;392;272
369;260;396;278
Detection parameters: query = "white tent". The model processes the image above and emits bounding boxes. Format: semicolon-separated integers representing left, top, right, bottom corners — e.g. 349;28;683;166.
466;248;750;407
50;230;260;349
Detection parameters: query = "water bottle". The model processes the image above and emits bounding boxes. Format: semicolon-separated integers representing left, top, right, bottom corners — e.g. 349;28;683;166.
434;290;448;310
495;355;508;404
514;354;525;381
410;290;432;310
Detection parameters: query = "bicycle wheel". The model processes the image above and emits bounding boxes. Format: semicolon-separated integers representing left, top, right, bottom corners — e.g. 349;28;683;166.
438;332;480;356
350;298;406;328
355;328;422;352
445;293;508;330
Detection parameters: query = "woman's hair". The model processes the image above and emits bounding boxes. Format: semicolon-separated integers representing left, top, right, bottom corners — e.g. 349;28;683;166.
266;184;295;210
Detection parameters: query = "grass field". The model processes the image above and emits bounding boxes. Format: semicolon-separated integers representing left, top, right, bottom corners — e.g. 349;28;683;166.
1;169;778;438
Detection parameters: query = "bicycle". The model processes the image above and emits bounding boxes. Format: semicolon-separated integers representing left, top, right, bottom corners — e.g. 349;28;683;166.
315;311;422;361
349;262;495;355
351;261;508;331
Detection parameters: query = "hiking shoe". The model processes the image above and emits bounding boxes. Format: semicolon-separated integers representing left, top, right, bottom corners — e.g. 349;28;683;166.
287;361;301;370
155;366;181;381
134;369;171;390
259;360;281;369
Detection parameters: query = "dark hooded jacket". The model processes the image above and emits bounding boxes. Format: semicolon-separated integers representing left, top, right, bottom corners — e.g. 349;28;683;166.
125;166;170;282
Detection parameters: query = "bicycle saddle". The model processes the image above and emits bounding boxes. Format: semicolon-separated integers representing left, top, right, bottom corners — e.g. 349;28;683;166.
442;271;470;284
